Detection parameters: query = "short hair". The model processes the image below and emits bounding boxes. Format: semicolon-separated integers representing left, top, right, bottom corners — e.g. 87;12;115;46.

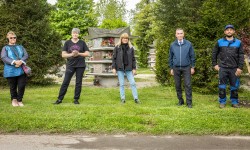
6;31;16;38
176;28;184;32
71;28;80;34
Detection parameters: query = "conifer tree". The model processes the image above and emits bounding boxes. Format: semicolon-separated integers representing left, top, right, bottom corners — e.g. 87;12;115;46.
0;0;63;85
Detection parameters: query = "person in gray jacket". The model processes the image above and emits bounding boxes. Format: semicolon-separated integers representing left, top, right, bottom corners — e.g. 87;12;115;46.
169;28;196;108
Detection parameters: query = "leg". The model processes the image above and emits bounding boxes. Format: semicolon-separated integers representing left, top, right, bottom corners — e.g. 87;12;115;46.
173;67;184;104
57;66;75;101
125;71;138;101
7;77;18;101
16;74;27;102
74;67;85;102
218;68;228;105
183;67;192;106
117;71;125;101
7;77;18;106
229;68;240;105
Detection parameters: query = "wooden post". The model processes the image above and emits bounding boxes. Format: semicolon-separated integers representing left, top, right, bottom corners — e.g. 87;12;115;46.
244;55;250;76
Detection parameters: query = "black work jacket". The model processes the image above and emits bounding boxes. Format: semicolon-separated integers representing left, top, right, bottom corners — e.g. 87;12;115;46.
212;37;244;69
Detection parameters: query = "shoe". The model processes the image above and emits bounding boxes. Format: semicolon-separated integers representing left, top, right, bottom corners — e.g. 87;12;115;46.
135;99;140;104
121;99;126;103
187;104;192;108
232;104;240;108
219;104;226;108
74;100;80;104
54;99;62;104
178;102;184;106
12;99;18;107
17;102;24;107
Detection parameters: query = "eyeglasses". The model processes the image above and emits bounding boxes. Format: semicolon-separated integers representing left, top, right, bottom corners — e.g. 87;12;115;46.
9;37;17;39
122;37;129;39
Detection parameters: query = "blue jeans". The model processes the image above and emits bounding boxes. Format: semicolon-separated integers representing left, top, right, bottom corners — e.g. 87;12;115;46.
117;71;138;100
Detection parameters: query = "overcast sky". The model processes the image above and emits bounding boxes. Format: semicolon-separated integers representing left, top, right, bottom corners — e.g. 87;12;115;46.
47;0;140;10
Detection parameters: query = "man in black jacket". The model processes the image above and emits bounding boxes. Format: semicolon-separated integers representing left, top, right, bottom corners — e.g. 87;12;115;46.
212;25;244;108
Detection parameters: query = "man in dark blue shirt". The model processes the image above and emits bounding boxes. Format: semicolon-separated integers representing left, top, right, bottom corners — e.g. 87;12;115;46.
169;28;196;108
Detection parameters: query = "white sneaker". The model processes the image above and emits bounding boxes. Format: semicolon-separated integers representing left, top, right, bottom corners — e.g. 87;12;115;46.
12;99;19;107
17;102;24;107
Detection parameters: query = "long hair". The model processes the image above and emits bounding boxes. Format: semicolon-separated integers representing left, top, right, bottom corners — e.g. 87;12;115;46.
116;33;133;48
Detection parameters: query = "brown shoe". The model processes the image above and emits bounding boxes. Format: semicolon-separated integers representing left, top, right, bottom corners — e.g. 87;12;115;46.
12;99;19;107
232;104;240;108
219;104;225;108
17;102;24;107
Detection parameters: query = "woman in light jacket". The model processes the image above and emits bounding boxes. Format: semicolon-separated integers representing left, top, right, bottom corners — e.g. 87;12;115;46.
112;33;139;104
1;31;28;107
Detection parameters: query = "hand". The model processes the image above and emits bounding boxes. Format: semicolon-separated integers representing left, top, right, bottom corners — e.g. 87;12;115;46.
72;50;79;57
14;60;22;67
235;68;242;76
191;68;195;75
112;69;116;75
214;65;220;71
132;69;136;75
170;69;174;75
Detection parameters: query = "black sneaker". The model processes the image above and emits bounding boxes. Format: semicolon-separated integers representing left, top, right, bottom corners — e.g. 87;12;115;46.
135;99;140;104
187;104;192;108
121;99;126;103
74;100;80;104
54;99;62;104
178;102;184;106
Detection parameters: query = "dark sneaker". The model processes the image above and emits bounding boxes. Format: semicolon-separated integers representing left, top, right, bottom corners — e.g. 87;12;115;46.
232;104;240;108
74;100;80;104
219;104;225;108
121;99;126;103
187;104;192;108
178;102;184;106
135;99;140;104
54;99;62;104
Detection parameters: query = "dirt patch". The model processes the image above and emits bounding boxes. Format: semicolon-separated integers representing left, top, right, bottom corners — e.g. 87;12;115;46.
239;99;250;108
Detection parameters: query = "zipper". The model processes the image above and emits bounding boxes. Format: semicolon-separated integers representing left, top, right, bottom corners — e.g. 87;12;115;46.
180;43;181;69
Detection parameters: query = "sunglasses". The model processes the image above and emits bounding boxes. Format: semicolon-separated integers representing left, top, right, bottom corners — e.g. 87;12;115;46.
9;37;17;39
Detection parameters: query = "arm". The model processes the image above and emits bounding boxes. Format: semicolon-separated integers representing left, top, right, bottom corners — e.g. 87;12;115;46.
212;42;219;68
132;47;136;70
189;44;196;68
235;42;245;76
132;47;137;75
78;41;90;57
62;51;74;58
169;46;173;69
238;42;244;70
78;51;90;57
169;46;174;75
20;46;28;65
112;47;117;74
189;44;196;75
112;47;117;69
1;46;16;65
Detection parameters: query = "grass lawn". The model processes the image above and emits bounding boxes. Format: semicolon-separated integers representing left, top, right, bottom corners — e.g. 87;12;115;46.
0;85;249;135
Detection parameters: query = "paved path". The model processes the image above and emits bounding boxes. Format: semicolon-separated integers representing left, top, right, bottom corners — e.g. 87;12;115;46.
1;134;250;150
